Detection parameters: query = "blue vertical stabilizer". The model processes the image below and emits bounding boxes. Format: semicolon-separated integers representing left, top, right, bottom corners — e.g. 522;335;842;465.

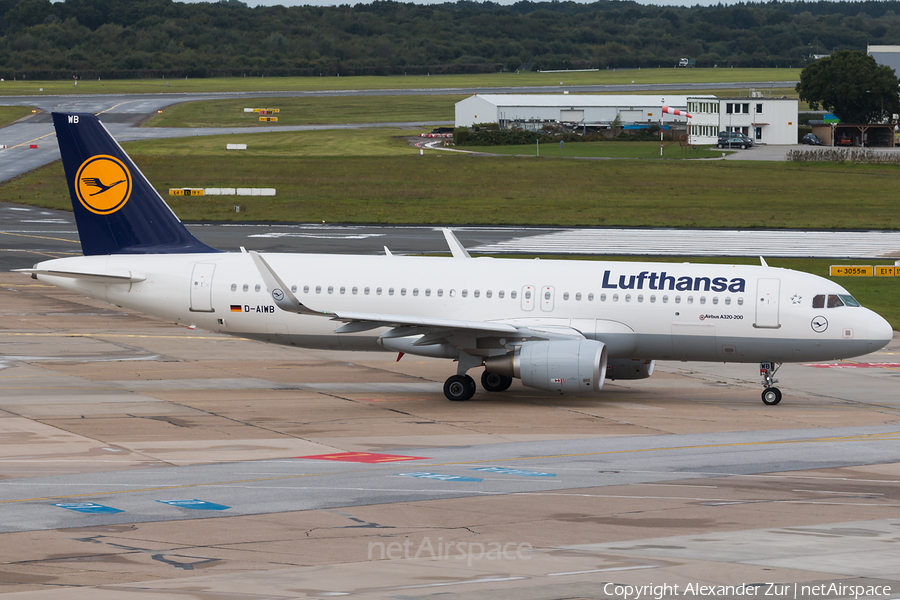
52;112;219;256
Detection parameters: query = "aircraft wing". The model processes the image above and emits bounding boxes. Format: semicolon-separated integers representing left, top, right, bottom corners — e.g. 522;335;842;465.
15;268;146;284
249;250;583;342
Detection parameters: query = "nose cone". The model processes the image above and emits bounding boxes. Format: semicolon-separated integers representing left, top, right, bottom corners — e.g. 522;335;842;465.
867;312;894;351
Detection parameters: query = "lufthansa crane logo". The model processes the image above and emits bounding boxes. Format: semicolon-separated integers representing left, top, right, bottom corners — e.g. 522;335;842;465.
74;155;132;215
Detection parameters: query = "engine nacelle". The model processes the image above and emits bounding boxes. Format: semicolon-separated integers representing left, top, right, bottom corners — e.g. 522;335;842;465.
484;339;608;394
606;359;655;380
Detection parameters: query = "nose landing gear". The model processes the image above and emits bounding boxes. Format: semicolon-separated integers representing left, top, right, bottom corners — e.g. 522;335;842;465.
759;362;782;405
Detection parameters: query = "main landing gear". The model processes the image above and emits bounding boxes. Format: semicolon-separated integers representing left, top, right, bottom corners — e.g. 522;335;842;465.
442;371;514;401
759;362;783;405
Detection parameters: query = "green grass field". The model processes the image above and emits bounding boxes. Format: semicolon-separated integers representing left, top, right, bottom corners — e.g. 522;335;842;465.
4;133;898;229
143;87;801;128
0;105;36;127
0;69;801;97
145;95;466;127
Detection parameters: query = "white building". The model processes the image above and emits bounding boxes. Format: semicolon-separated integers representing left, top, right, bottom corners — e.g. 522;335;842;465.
454;94;712;130
868;45;900;76
687;96;798;145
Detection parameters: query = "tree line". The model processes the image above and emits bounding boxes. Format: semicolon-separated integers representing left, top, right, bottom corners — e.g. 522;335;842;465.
2;0;899;79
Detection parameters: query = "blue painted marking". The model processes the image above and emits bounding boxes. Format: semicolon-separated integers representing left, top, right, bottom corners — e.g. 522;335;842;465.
157;499;230;511
470;467;556;477
54;502;123;514
399;472;482;482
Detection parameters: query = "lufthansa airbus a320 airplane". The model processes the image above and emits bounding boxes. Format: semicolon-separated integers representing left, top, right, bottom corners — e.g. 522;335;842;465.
19;113;893;404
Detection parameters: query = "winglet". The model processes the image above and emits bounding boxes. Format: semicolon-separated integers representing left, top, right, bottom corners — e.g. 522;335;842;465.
384;246;393;257
760;256;768;267
442;228;471;259
248;251;328;316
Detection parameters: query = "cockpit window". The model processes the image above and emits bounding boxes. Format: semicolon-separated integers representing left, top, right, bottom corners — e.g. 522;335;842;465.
812;295;825;309
827;294;844;308
839;294;860;307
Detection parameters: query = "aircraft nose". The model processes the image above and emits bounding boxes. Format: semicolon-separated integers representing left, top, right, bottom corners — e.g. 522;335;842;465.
867;312;894;351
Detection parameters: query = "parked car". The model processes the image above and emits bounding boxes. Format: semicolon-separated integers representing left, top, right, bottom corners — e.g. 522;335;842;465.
801;133;823;146
716;132;753;149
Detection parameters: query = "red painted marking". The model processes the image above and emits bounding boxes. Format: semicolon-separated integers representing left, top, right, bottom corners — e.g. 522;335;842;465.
295;452;429;463
802;363;900;369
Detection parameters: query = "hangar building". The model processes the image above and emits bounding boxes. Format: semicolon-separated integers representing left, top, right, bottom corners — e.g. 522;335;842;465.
868;45;900;76
454;94;710;130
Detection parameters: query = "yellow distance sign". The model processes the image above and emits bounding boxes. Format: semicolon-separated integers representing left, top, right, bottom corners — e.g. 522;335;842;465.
829;265;873;277
259;116;278;122
874;265;897;277
169;188;205;196
75;155;132;215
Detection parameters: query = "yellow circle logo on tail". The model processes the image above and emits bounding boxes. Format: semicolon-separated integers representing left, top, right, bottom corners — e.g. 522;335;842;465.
75;155;132;215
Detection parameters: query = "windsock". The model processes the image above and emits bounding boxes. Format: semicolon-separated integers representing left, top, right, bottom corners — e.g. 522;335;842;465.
662;106;693;118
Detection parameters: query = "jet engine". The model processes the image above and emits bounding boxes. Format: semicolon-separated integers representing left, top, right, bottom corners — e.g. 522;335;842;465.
606;359;655;380
483;339;608;394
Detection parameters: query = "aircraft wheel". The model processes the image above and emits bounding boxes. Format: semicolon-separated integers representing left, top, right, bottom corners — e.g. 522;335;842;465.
481;371;513;392
761;387;782;405
444;375;476;401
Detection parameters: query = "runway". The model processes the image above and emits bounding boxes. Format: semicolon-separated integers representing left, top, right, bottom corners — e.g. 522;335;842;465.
1;273;900;598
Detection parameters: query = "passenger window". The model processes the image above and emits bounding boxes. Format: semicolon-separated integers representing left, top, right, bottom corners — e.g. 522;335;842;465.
376;287;382;295
511;291;517;299
462;289;468;298
687;296;693;304
812;295;825;309
413;288;419;296
486;290;492;298
255;284;261;292
563;292;569;300
328;286;333;294
450;289;456;297
575;292;581;301
340;286;345;294
737;297;743;305
662;295;669;303
425;289;431;296
291;285;297;293
304;285;309;294
700;296;706;304
231;283;237;292
600;294;607;302
712;296;718;305
827;294;844;308
650;295;656;303
637;294;643;302
675;296;681;303
389;288;394;295
400;288;406;296
625;294;631;302
316;286;321;294
725;297;731;305
352;286;357;295
587;293;594;301
613;294;619;302
474;290;480;298
437;289;443;297
525;291;531;299
498;290;504;298
363;287;369;295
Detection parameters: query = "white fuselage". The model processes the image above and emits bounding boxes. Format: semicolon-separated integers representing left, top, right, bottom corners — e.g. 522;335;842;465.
32;252;893;364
